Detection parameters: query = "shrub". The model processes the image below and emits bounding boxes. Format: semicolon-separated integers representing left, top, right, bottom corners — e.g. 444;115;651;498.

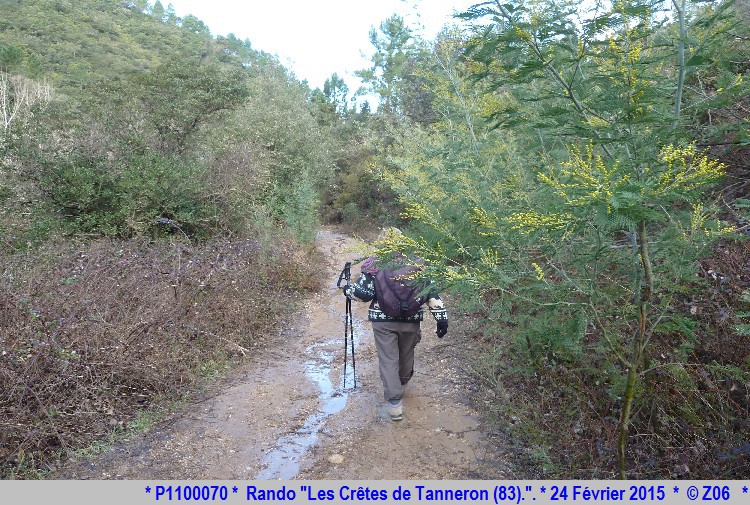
0;233;321;477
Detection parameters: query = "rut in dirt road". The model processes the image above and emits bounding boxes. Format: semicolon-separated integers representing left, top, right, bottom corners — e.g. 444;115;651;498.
52;229;511;480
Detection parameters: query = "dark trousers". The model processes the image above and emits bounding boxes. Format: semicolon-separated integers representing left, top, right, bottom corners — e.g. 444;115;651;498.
372;320;421;402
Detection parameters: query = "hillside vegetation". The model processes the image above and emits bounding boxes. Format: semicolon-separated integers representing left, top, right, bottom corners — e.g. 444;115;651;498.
1;0;748;479
1;0;335;477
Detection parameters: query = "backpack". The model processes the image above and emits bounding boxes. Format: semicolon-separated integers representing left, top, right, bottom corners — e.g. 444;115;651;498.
372;265;425;318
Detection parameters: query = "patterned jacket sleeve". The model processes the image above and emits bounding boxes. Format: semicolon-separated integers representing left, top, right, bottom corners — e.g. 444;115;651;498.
426;295;448;323
344;273;375;302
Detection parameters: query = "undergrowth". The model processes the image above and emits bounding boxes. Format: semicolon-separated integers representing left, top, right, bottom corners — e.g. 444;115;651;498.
0;233;321;478
463;237;750;479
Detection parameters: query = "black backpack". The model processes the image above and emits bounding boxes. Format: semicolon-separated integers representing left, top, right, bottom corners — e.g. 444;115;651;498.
372;265;425;318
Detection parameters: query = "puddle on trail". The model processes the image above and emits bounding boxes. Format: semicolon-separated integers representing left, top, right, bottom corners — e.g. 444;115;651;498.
254;318;364;480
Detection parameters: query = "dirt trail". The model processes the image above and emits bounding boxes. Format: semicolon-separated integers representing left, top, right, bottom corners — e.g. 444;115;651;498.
53;229;511;480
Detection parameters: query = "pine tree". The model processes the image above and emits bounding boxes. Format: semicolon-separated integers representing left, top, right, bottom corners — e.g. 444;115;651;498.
356;14;415;114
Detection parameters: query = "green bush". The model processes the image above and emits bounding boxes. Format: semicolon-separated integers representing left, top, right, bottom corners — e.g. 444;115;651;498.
119;153;215;237
38;152;217;238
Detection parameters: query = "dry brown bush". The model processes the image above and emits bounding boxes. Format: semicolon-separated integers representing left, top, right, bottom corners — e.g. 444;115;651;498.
0;234;321;477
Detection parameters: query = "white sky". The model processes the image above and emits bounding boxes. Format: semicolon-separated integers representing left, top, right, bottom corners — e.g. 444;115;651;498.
165;0;477;96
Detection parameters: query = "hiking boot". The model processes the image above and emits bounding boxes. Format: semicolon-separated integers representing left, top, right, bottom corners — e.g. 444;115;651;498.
388;401;403;421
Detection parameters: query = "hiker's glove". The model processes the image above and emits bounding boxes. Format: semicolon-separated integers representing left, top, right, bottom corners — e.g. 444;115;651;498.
342;285;355;299
436;321;448;338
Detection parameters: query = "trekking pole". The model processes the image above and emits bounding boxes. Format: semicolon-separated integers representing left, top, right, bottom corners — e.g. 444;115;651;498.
337;262;357;389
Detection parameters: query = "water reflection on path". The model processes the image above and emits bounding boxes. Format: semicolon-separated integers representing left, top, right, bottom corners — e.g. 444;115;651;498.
254;318;364;480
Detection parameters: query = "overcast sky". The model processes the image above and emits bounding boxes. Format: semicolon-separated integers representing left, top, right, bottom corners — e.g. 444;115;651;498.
165;0;477;94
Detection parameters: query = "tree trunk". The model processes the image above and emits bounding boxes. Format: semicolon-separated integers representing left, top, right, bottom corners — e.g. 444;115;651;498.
617;220;653;479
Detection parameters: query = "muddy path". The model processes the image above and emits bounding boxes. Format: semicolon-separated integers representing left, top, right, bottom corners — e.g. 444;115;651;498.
53;229;512;480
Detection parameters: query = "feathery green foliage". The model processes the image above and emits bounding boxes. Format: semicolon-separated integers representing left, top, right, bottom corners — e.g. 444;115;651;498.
368;0;748;477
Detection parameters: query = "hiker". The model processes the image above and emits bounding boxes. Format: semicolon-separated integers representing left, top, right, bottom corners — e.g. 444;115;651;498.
343;250;448;421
